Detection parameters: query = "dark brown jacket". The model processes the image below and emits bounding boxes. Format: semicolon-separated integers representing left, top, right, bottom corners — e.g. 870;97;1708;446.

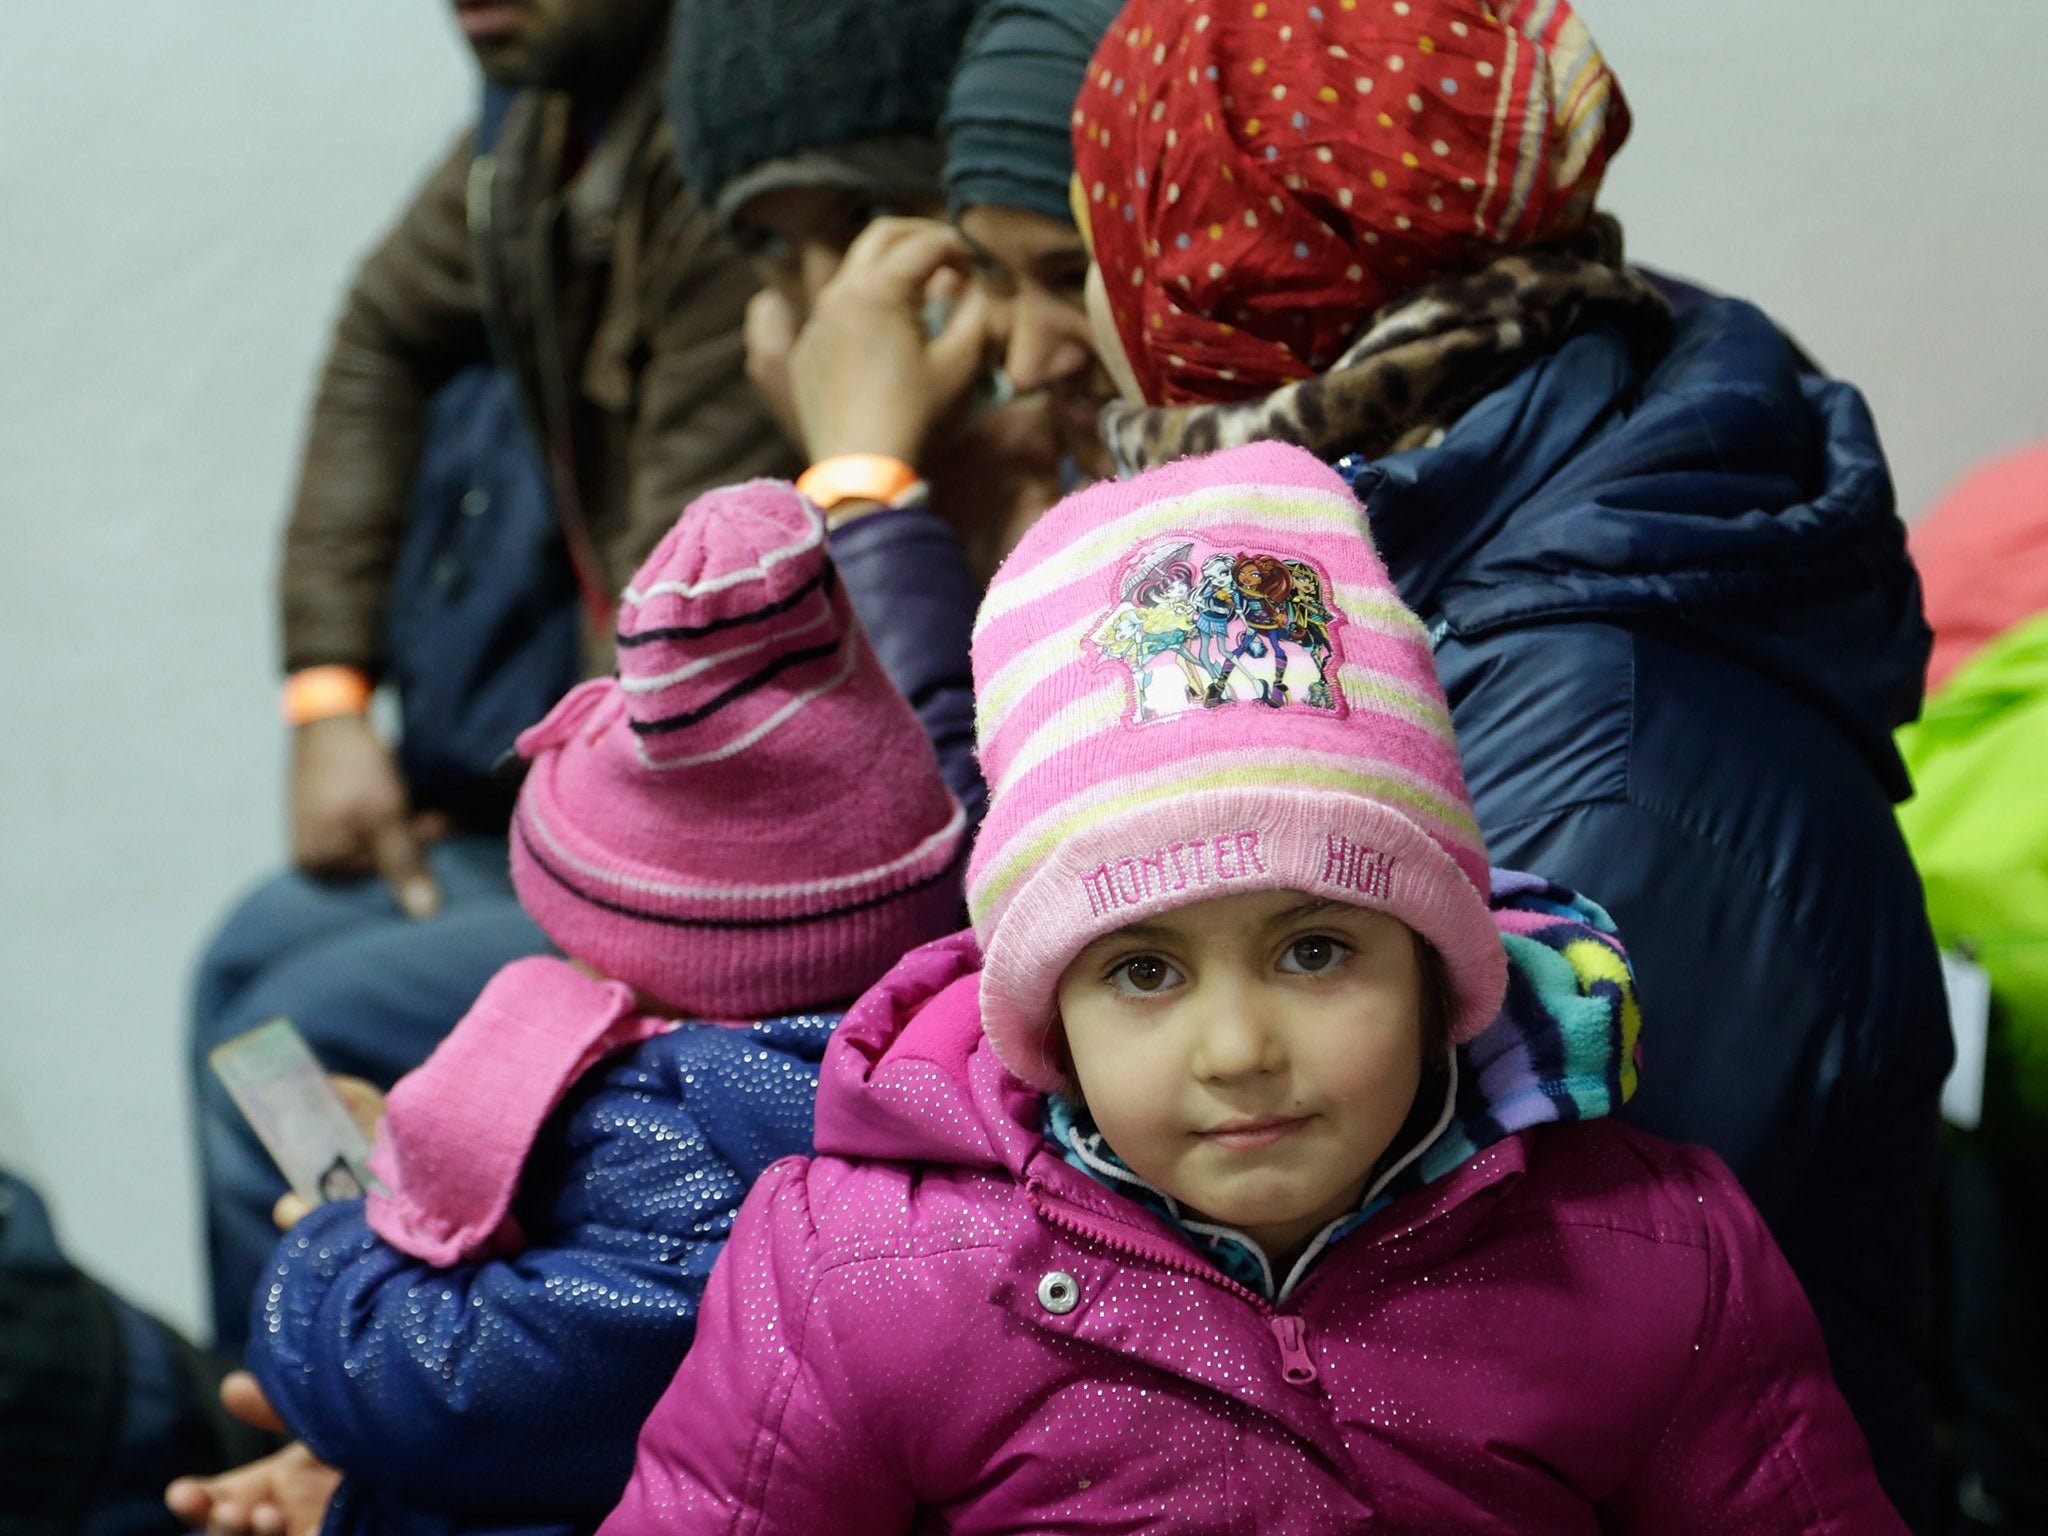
278;66;794;674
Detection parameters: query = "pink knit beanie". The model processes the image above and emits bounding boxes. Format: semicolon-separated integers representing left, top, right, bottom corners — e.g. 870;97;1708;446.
967;440;1506;1090
510;480;967;1018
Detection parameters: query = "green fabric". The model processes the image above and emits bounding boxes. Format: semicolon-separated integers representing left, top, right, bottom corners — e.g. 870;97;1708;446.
1898;608;2048;1139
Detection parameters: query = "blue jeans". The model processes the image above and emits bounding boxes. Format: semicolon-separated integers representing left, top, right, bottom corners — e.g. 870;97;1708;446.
190;835;548;1353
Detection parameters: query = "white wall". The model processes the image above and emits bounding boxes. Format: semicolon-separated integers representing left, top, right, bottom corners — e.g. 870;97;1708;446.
0;3;467;1336
1586;1;2048;524
1;4;2044;1341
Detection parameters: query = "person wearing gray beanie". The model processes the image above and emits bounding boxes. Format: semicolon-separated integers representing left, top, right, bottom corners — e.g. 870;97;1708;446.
665;0;983;464
667;0;1081;581
781;0;1126;570
668;0;984;234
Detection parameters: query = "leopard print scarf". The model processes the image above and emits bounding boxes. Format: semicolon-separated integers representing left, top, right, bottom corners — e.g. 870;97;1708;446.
1101;216;1671;476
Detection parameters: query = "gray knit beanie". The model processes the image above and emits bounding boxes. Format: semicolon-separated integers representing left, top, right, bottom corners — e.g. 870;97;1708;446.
940;0;1126;223
668;0;987;220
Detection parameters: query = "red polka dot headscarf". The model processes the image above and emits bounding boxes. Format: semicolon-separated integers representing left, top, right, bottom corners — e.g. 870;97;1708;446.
1072;0;1632;406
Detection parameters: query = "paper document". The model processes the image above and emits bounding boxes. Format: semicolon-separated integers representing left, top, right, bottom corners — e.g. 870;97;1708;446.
209;1017;379;1205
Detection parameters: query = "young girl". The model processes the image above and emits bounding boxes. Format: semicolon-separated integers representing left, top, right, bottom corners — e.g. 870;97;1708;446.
233;481;968;1534
1065;3;1945;1513
600;443;1903;1534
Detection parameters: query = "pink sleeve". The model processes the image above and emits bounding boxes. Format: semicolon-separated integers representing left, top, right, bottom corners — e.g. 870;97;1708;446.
1604;1147;1910;1536
597;1158;919;1536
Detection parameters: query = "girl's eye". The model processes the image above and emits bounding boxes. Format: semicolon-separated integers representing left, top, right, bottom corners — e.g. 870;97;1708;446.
1280;936;1348;976
1109;954;1183;996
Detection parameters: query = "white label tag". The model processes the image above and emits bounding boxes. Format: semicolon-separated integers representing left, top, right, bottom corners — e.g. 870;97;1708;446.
1939;949;1992;1132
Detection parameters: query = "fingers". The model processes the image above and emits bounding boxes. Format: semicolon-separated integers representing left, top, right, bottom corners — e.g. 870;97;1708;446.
289;810;370;878
327;1074;387;1139
272;1191;313;1231
165;1475;212;1527
289;716;419;884
925;283;1000;404
407;809;453;847
166;1477;254;1536
268;1443;343;1536
745;285;800;357
924;263;967;309
788;216;986;466
841;214;965;268
743;288;806;450
169;1443;335;1536
220;1369;289;1435
370;816;441;919
835;217;971;305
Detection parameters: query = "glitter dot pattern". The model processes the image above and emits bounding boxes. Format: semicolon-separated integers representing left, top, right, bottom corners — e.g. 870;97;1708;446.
1069;0;1632;407
247;1011;840;1522
603;983;1884;1533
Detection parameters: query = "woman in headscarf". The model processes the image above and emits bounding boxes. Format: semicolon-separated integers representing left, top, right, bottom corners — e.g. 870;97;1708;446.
792;9;1943;1510
1067;3;1943;1525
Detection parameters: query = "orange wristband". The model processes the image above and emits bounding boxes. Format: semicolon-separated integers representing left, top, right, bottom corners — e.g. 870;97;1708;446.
282;665;374;726
795;454;925;513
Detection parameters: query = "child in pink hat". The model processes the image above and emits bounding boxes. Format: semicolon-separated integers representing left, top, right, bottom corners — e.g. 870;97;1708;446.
603;441;1903;1535
234;480;967;1532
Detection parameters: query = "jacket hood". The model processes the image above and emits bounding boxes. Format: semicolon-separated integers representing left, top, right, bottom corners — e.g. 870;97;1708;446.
1339;298;1931;799
812;874;1639;1189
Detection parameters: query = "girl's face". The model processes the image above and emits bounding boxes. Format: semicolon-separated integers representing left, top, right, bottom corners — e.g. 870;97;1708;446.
1055;889;1428;1269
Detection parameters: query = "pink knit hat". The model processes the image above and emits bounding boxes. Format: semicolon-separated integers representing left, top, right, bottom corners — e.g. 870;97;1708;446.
510;480;967;1018
967;441;1505;1090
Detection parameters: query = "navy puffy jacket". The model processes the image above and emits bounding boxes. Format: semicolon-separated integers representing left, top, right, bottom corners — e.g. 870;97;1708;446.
249;1013;835;1536
1339;297;1947;1526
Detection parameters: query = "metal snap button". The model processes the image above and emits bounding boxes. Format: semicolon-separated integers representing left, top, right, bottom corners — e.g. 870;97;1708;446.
1037;1270;1080;1315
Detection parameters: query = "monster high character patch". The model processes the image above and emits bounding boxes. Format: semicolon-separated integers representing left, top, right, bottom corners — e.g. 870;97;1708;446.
1087;535;1344;725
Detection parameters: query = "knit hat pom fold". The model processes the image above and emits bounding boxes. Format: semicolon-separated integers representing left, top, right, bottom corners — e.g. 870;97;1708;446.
967;441;1506;1090
512;480;966;1019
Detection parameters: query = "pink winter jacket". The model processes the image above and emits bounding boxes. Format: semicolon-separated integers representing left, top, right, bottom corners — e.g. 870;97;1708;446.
601;932;1904;1535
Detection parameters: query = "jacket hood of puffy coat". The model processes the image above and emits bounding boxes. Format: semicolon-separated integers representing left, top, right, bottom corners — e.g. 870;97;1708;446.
811;931;1024;1172
813;875;1638;1185
1338;297;1931;800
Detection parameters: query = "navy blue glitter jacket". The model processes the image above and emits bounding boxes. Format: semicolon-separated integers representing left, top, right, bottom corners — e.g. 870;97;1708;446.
1333;297;1945;1524
247;1012;837;1536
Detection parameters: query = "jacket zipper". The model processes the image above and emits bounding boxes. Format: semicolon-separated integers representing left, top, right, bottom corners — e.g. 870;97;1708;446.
1269;1314;1318;1386
1028;1185;1323;1391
